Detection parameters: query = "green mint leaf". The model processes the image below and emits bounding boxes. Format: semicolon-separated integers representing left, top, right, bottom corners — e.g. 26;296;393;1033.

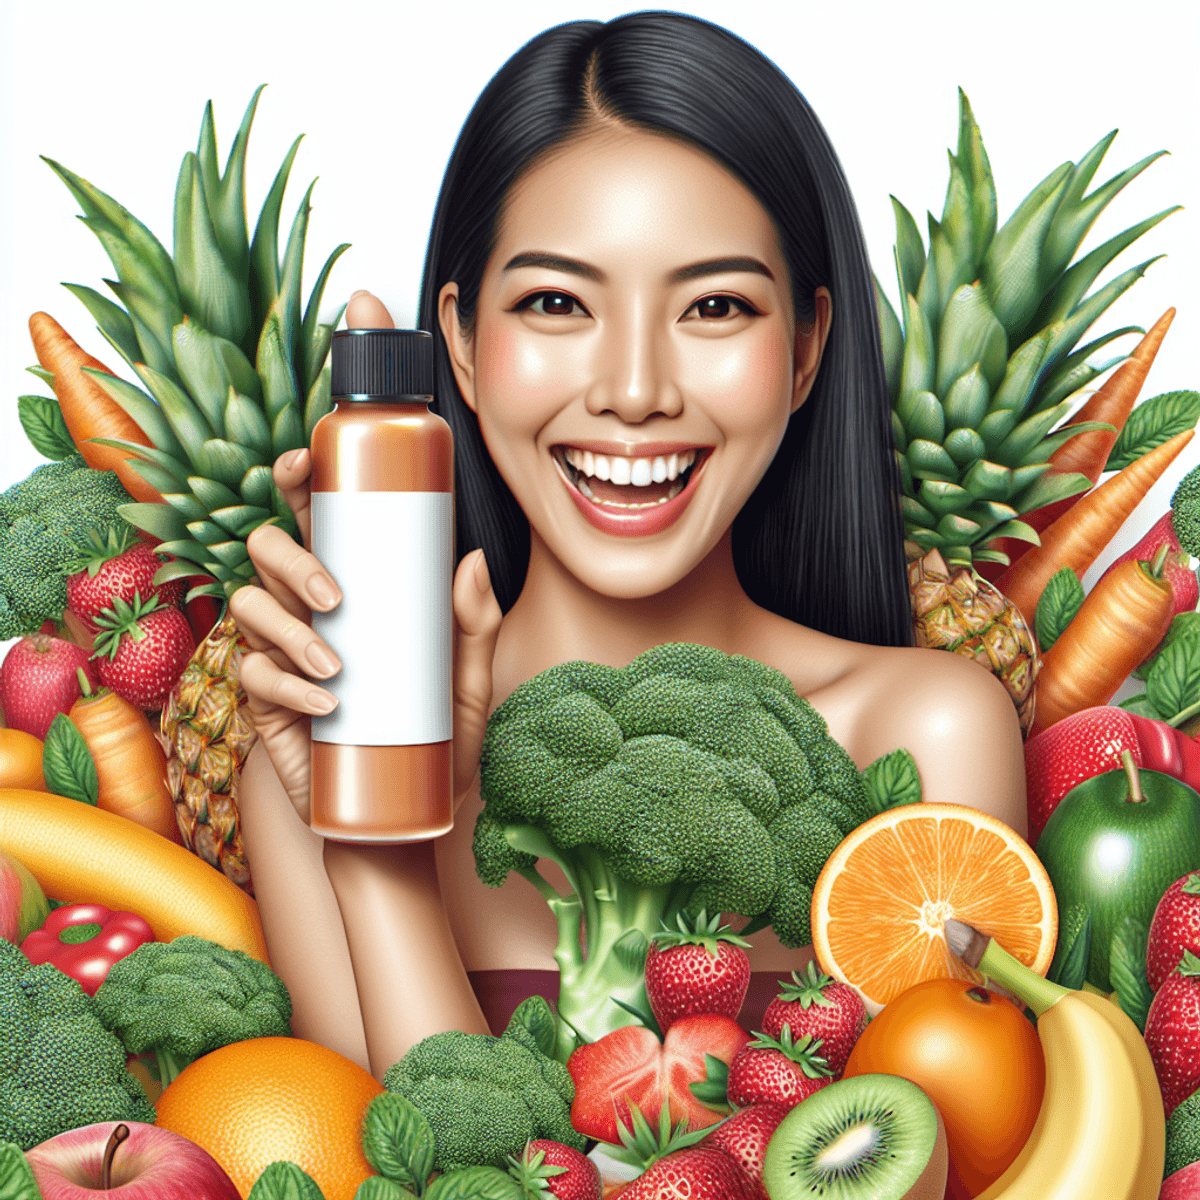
1147;635;1200;724
504;994;558;1059
863;748;922;814
354;1181;418;1200
424;1167;521;1200
1116;692;1164;719
1035;568;1085;652
0;1143;41;1200
247;1161;327;1200
1134;612;1200;681
361;1094;434;1190
17;394;76;460
1048;905;1091;990
1107;391;1200;472
42;713;98;805
1110;916;1154;1032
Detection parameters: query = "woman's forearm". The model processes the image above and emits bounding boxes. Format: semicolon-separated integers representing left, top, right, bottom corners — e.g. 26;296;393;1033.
238;742;371;1070
323;837;490;1080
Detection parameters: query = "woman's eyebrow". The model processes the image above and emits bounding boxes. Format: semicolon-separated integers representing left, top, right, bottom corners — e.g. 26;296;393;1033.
502;252;605;282
668;256;775;284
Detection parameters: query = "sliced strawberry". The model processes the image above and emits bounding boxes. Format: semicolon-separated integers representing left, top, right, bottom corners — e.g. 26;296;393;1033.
1149;873;1200;991
568;1016;749;1146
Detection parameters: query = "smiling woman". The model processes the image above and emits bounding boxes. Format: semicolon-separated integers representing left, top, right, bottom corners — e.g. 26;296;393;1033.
230;11;1026;1079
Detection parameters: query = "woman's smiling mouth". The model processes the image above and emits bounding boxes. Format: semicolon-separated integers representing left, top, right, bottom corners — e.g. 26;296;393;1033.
552;444;711;536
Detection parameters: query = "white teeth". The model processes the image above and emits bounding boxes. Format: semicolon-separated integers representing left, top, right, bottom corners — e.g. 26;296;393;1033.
652;456;667;483
609;457;632;485
560;448;701;488
583;450;594;476
667;453;679;481
594;455;611;482
630;458;652;486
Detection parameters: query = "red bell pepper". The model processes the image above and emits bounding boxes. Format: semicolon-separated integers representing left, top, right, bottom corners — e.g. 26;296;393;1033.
20;903;153;996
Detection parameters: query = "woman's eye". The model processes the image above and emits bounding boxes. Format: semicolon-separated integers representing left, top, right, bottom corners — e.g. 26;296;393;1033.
517;291;588;317
686;295;757;320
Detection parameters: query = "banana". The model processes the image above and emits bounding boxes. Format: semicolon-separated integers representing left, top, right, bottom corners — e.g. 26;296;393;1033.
944;919;1161;1200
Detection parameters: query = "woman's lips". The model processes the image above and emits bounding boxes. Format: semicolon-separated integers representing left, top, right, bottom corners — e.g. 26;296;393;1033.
553;445;710;537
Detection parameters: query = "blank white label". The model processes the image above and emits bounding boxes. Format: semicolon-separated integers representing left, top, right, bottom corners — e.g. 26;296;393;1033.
310;491;452;745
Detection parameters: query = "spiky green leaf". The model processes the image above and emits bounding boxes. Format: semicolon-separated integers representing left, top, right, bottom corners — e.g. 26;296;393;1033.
936;283;1007;400
202;439;262;488
304;366;332;442
875;277;903;404
1010;469;1091;513
272;404;306;458
899;294;935;404
917;480;972;517
89;437;191;486
960;458;1013;502
942;364;990;431
83;368;187;461
241;465;276;510
991;398;1076;468
301;251;350;394
134;363;215;468
61;282;142;366
990;330;1052;414
891;197;926;302
906;439;958;481
249;135;304;333
944;427;987;467
117;501;189;542
902;391;945;445
225;388;274;458
212;87;265;288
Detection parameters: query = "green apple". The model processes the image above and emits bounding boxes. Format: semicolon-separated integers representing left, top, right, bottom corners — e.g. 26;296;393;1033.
0;847;50;944
1037;751;1200;991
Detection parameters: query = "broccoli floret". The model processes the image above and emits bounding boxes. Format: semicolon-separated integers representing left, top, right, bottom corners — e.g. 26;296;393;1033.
1172;463;1200;559
474;643;872;1059
0;454;134;638
382;1000;583;1173
93;935;292;1086
0;937;154;1149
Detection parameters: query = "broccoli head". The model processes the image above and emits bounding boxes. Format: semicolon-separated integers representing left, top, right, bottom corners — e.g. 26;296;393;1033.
0;454;134;638
93;934;292;1086
475;643;871;1057
1172;463;1200;559
382;999;583;1173
0;937;154;1149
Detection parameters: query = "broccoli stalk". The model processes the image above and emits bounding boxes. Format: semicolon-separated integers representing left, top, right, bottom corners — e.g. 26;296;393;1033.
473;644;873;1062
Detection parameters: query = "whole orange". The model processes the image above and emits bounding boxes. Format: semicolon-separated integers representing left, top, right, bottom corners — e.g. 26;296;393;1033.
154;1037;383;1199
842;978;1044;1199
0;728;45;791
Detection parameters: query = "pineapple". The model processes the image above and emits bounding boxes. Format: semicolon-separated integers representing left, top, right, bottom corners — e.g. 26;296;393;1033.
47;88;349;891
880;90;1177;734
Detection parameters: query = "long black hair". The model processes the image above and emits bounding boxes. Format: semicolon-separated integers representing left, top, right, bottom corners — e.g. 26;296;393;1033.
418;11;912;647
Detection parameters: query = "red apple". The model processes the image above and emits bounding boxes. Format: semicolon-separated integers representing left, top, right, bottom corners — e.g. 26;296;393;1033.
25;1121;240;1199
1162;1158;1200;1199
0;847;49;943
0;635;100;740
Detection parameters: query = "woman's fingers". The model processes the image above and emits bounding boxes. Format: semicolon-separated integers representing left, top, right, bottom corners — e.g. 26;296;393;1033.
230;584;342;681
346;289;395;330
452;549;503;805
240;648;338;719
273;448;315;548
247;523;343;618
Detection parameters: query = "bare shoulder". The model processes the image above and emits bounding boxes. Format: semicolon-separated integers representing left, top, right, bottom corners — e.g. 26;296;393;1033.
741;613;1028;836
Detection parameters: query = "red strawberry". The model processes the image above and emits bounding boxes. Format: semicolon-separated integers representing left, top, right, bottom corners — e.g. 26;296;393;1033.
645;911;751;1032
1149;873;1200;991
91;594;195;710
702;1104;788;1200
619;1148;751;1200
0;635;101;739
760;961;868;1078
1144;950;1200;1117
1100;511;1198;628
568;1015;750;1145
726;1027;833;1111
64;527;184;630
508;1139;601;1200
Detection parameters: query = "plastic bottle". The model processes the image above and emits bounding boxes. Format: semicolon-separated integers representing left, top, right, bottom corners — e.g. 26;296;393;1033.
308;328;453;840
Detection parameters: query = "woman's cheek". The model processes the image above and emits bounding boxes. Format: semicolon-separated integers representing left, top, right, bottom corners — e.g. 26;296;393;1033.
686;325;795;444
475;320;583;431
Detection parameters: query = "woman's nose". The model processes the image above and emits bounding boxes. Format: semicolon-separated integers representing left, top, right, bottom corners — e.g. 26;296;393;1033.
584;306;683;423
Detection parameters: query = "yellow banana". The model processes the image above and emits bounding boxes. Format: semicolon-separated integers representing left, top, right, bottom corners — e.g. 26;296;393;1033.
945;919;1157;1200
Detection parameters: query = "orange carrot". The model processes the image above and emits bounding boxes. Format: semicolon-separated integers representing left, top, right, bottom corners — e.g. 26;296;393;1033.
995;428;1194;626
985;310;1176;576
1031;546;1174;736
28;311;163;505
68;670;181;845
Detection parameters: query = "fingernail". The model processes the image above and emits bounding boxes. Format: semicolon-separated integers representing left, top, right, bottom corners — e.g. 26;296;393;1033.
473;551;492;593
350;289;369;299
308;574;341;609
307;689;337;714
285;448;305;469
306;642;341;677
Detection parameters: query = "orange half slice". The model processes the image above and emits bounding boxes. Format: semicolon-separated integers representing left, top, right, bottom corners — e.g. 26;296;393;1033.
811;803;1057;1010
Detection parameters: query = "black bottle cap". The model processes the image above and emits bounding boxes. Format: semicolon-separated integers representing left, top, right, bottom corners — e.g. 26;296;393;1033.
331;328;434;399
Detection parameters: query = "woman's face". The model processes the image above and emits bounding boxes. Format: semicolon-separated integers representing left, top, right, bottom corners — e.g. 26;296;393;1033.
440;125;831;599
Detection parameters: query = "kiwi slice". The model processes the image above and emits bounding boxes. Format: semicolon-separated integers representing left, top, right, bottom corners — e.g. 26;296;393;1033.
762;1073;948;1199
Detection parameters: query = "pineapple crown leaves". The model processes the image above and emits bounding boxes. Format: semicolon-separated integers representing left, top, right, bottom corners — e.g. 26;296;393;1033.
609;1097;712;1171
745;1027;832;1078
773;960;837;1009
90;591;168;659
651;909;752;956
882;89;1176;568
44;88;350;601
59;523;140;578
505;1146;568;1195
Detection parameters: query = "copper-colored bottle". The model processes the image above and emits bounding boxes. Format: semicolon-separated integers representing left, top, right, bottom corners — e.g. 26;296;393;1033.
308;329;453;841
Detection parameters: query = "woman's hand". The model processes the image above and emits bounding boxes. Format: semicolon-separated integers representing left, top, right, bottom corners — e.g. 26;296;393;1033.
233;291;503;824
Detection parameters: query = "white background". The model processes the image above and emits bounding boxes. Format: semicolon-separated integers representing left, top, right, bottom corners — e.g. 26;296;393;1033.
1;0;1198;596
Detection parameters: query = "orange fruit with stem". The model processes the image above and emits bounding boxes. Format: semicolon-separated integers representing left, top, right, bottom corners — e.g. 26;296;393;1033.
811;804;1056;1011
154;1036;382;1199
